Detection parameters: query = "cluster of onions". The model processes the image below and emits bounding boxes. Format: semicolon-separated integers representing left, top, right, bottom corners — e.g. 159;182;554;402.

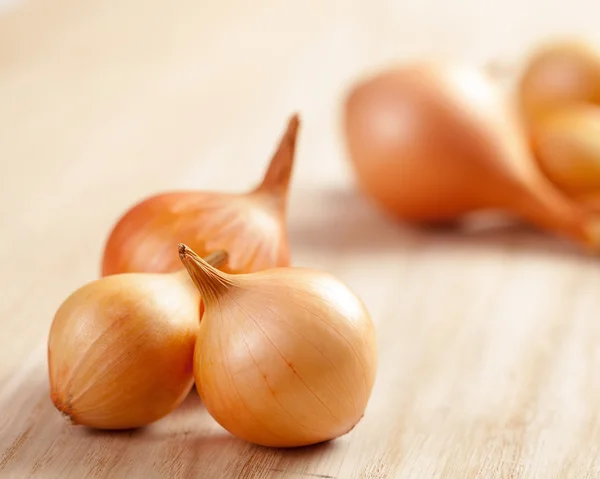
48;114;379;448
518;40;600;207
342;41;600;249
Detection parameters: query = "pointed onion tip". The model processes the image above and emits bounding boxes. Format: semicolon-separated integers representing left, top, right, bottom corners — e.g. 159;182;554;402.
177;244;232;302
283;114;300;148
288;113;300;131
255;113;302;195
178;243;188;258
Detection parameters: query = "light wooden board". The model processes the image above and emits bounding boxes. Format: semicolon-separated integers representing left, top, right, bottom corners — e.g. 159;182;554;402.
2;0;600;477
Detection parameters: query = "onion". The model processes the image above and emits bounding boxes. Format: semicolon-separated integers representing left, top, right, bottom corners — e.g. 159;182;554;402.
178;244;378;448
531;103;600;200
343;62;600;247
518;39;600;124
48;251;227;429
102;115;299;276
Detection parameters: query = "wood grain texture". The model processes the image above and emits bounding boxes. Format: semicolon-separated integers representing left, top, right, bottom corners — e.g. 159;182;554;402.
2;0;600;477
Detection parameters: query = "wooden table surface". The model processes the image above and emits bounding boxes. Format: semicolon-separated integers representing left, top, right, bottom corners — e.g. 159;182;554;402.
3;0;600;477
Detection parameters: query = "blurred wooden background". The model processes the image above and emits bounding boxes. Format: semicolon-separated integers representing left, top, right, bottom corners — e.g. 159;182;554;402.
2;0;600;477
